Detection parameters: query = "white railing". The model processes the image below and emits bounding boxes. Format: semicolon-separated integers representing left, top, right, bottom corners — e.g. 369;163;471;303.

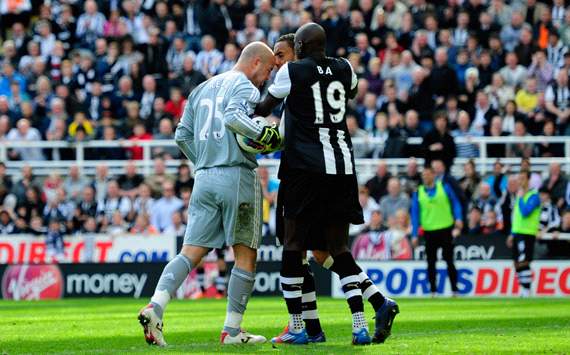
1;136;570;181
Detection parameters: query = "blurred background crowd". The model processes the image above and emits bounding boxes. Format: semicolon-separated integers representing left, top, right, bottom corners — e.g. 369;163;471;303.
1;0;570;259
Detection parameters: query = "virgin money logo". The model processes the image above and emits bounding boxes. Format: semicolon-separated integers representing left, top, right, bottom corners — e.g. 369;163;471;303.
1;265;63;300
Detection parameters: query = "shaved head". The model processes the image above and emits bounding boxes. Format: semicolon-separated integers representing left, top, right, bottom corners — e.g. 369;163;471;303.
237;41;274;65
294;22;326;59
235;41;275;88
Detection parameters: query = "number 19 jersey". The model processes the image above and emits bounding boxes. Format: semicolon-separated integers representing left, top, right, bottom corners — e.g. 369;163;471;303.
268;57;358;175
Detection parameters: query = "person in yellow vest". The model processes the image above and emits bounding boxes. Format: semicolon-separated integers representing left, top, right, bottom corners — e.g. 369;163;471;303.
507;170;541;297
411;166;463;296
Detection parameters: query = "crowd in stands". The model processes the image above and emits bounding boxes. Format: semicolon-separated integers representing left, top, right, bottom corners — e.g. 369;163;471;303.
1;0;570;259
0;0;569;160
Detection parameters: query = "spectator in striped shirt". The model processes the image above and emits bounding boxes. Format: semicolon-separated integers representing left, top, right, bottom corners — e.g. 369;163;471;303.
451;110;480;158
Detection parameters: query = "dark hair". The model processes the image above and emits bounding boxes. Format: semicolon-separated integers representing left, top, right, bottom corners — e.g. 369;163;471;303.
433;110;448;122
276;33;295;50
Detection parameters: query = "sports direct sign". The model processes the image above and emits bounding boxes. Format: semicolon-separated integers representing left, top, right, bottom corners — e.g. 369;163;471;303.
332;261;570;298
0;235;177;264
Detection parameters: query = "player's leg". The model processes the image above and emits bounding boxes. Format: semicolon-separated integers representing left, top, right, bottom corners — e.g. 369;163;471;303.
441;228;459;294
220;167;266;344
139;177;219;346
300;254;325;342
316;249;398;343
513;234;534;296
326;222;371;345
139;244;210;346
215;248;228;298
272;217;309;344
315;250;386;313
425;232;438;295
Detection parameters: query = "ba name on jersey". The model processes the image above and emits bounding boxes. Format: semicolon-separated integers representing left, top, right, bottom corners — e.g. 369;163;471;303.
269;57;358;175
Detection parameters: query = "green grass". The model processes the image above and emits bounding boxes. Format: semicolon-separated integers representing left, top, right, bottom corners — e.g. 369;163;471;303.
1;298;569;354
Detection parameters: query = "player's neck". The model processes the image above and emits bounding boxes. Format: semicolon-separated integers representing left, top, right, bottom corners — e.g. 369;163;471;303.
302;52;325;61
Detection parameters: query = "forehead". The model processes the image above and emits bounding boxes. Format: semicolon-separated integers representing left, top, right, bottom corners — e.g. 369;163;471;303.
274;41;293;54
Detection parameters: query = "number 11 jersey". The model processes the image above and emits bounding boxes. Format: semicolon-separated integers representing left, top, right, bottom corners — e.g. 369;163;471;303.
268;57;358;176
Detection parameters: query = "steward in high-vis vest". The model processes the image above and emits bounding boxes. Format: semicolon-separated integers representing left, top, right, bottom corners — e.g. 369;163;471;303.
411;166;463;296
507;170;541;297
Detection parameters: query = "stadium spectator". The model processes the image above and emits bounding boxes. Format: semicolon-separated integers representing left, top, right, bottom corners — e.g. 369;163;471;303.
431;47;459;106
467;206;482;234
365;161;391;203
399;158;421;196
541;163;567;208
422;111;456;171
499;52;528;89
96;126;126;160
64;165;89;203
347;114;369;158
502;100;527;135
0;209;16;234
507;121;533;158
452;111;480;158
485;160;508;199
470;182;498;224
515;78;540;115
321;2;350;57
500;11;526;52
459;159;481;202
97;180;131;226
165;210;187;239
6;118;44;161
539;188;561;233
195;35;223;78
174;54;206;97
378;178;410;220
0;163;12;205
76;186;98;222
352;210;389;260
127;123;153;160
145;158;175;195
545;68;570;123
150;181;183;233
131;212;159;235
117;161;144;198
537;120;564;157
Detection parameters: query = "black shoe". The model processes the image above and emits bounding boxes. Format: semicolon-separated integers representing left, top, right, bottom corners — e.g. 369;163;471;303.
372;298;399;343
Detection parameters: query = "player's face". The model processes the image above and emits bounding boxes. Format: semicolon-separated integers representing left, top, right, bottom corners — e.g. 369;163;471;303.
251;56;275;88
274;41;295;69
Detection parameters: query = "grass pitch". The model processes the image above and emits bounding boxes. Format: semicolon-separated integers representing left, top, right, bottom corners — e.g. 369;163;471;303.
1;297;569;354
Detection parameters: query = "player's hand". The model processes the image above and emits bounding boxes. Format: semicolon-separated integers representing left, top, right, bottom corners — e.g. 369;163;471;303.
258;125;282;153
454;220;464;231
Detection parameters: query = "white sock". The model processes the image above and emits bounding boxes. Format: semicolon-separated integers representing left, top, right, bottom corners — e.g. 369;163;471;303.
289;313;304;333
150;289;170;318
352;311;368;332
224;311;243;335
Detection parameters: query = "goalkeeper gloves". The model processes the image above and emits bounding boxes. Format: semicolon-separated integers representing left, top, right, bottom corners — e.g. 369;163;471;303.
258;125;283;153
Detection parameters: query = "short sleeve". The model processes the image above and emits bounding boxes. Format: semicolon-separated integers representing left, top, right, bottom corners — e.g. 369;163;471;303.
545;86;555;103
268;63;291;99
342;58;358;90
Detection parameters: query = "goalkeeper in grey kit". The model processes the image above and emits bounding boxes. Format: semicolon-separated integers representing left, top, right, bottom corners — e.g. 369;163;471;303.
138;42;282;346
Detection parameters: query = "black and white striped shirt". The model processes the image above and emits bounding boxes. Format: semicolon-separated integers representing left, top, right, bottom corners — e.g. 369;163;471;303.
547;42;568;69
540;202;561;232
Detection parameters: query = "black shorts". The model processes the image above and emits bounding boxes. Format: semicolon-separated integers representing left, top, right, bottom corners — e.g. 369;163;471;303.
276;170;363;250
512;234;535;264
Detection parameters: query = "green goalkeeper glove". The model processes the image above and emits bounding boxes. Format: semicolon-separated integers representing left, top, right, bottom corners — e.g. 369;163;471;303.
258;125;282;153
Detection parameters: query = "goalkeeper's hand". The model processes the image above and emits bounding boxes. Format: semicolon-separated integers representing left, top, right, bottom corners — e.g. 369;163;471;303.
258;125;282;153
